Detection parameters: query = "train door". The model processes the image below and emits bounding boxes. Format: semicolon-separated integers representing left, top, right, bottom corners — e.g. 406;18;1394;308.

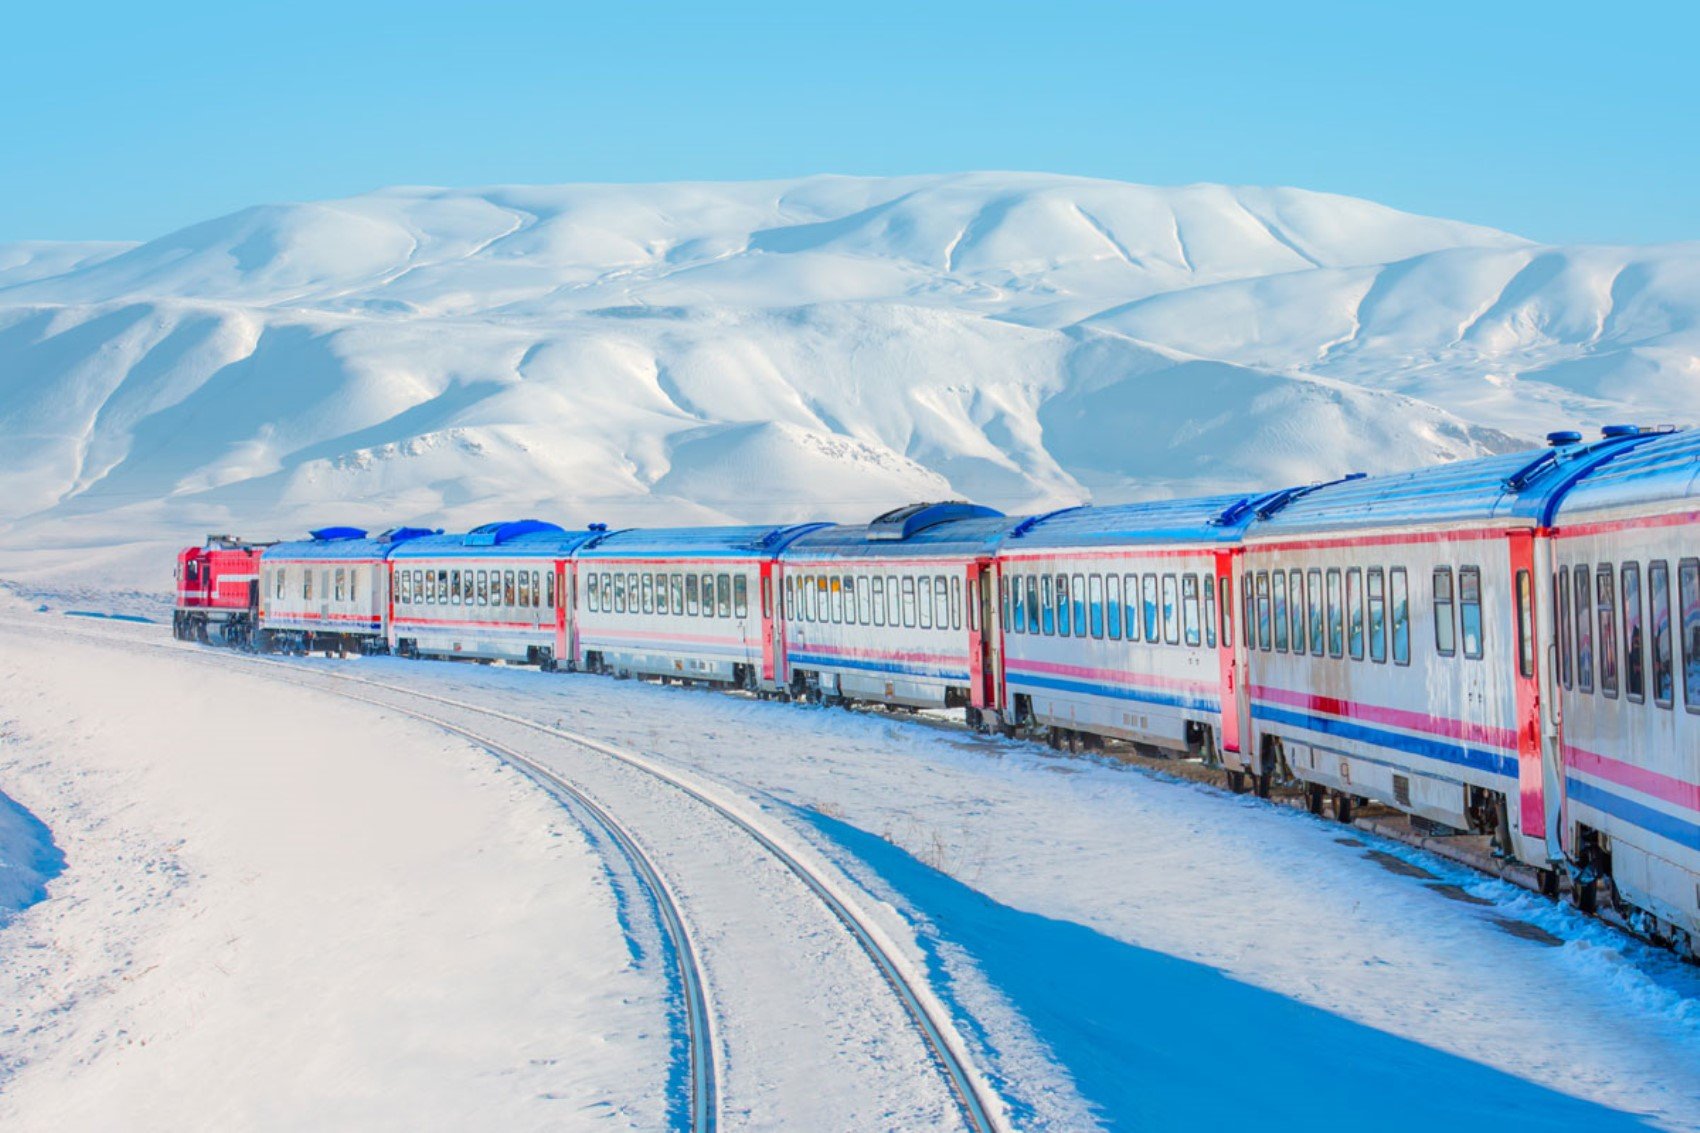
1507;530;1549;856
759;560;779;685
967;559;1002;711
555;561;572;665
1217;549;1245;758
770;563;791;688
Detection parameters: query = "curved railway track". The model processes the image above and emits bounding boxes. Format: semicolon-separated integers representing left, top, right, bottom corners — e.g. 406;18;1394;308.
9;616;1006;1133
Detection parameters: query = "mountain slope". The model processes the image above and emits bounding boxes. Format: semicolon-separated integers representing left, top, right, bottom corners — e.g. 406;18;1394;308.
0;173;1692;589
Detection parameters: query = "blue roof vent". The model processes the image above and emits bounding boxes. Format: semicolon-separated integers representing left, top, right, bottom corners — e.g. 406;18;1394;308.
866;501;1005;542
381;526;440;544
308;526;367;541
463;519;566;547
1601;424;1640;438
588;522;609;532
1546;430;1584;447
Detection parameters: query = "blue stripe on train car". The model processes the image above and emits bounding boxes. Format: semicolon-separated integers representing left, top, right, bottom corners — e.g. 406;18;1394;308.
1251;702;1518;780
1006;671;1218;714
787;652;968;682
1566;778;1700;853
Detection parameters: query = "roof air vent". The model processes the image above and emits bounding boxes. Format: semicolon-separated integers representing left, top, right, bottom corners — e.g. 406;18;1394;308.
1601;424;1640;438
1546;430;1583;447
866;501;1004;542
308;526;367;541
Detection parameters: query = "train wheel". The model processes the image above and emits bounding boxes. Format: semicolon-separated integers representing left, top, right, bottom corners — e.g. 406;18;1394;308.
1332;791;1354;824
1305;783;1326;815
1254;770;1272;799
1224;770;1247;794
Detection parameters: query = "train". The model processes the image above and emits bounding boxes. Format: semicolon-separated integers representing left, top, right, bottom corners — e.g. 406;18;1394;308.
174;425;1699;956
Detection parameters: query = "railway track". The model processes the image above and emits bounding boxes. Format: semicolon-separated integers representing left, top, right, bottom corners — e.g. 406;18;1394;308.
5;615;1007;1133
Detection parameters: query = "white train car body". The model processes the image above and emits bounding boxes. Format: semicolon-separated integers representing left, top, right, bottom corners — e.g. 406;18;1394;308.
386;520;598;666
777;504;1015;713
1548;429;1700;944
573;524;827;689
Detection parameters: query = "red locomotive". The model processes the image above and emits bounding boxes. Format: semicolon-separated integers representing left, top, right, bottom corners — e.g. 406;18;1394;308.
173;535;267;646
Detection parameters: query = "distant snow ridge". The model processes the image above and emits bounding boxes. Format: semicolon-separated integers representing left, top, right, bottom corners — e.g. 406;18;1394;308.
0;173;1694;588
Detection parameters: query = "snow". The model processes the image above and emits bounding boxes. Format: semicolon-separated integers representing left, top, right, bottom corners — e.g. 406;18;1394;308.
1;173;1694;593
0;606;673;1129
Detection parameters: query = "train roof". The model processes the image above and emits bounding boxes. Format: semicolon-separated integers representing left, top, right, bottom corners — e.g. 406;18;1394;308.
1551;428;1698;522
387;519;604;559
262;525;439;561
1244;429;1671;537
574;522;832;560
998;491;1294;552
782;502;1019;561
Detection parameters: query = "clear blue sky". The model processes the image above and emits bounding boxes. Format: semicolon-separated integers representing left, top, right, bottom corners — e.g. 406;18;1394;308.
3;1;1694;245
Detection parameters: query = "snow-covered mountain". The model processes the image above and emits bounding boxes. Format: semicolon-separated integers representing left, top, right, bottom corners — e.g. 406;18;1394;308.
1;173;1695;587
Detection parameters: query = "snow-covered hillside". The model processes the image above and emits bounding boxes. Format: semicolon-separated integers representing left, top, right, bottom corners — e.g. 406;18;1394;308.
1;173;1695;588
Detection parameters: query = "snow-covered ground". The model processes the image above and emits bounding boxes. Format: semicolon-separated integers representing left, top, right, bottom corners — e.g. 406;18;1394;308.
0;602;673;1130
3;598;1696;1130
2;173;1697;592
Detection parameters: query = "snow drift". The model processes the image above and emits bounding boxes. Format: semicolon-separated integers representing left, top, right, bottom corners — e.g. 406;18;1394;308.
0;173;1694;589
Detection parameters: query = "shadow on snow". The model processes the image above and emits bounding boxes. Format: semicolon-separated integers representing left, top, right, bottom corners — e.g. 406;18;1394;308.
0;787;64;924
794;807;1657;1132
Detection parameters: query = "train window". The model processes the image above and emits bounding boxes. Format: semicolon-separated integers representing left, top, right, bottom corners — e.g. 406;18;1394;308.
449;570;460;606
1390;568;1410;665
629;573;641;613
1051;574;1069;638
275;568;286;600
1030;576;1044;634
886;575;901;627
1347;569;1365;660
1432;568;1456;656
855;576;869;624
1271;571;1288;652
919;576;935;630
1203;575;1217;648
471;570;483;607
504;570;517;607
1650;561;1673;709
717;574;732;619
1326;569;1344;657
902;576;918;628
835;576;849;624
875;576;889;627
1044;574;1062;637
1622;563;1645;702
1220;577;1233;650
950;576;963;631
1573;566;1593;692
966;577;978;632
334;568;346;602
1089;575;1106;638
1125;574;1140;640
597;572;610;612
518;571;531;608
708;574;723;618
668;574;682;615
487;570;499;606
1597;566;1619;697
547;571;556;610
1071;573;1087;637
1680;559;1700;713
1458;567;1483;660
1182;574;1201;647
1040;575;1055;635
1307;569;1324;656
847;575;861;624
733;574;748;620
1105;574;1123;640
638;573;652;614
1007;575;1021;634
1556;572;1572;689
1144;574;1160;643
1242;574;1255;649
653;573;668;615
1255;572;1271;652
613;572;627;613
783;577;794;620
1368;568;1387;664
761;576;772;620
1162;574;1181;645
1287;570;1305;654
